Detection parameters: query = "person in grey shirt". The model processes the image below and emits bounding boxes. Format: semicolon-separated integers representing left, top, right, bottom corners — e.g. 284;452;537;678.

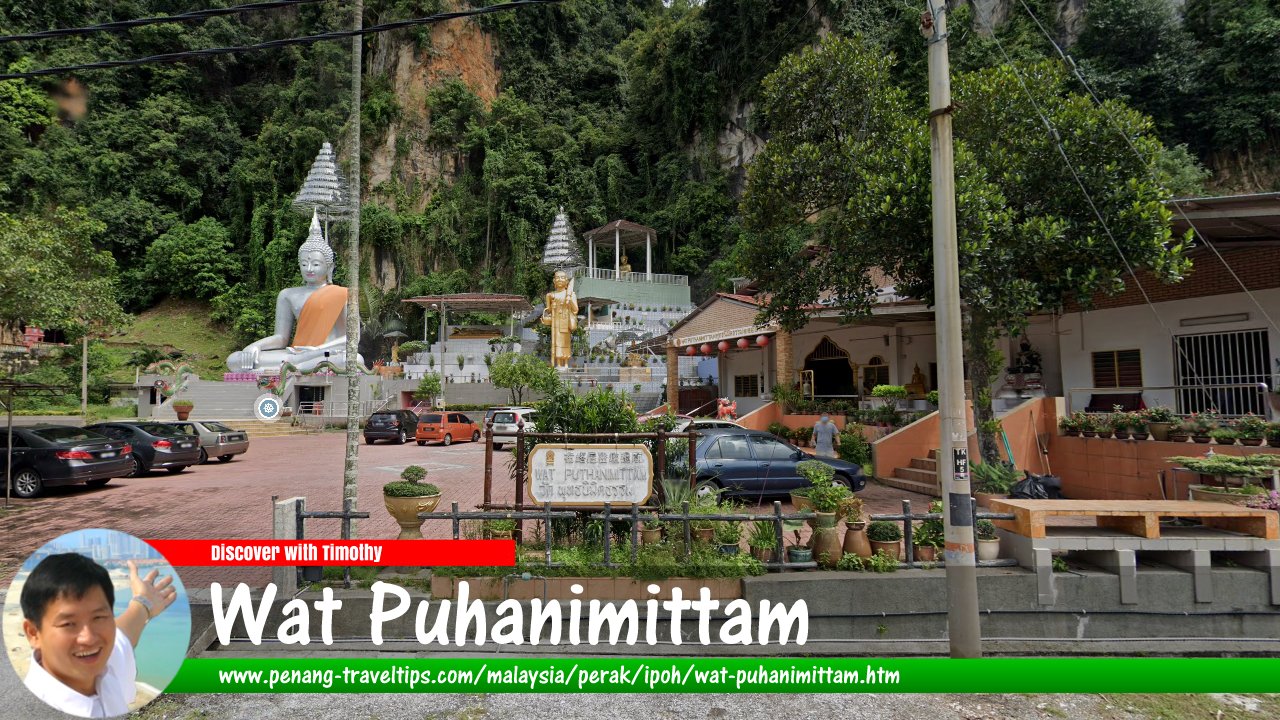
813;414;841;458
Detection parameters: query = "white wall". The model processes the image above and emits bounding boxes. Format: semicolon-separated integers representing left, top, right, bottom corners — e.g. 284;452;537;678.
719;346;774;415
1057;289;1280;412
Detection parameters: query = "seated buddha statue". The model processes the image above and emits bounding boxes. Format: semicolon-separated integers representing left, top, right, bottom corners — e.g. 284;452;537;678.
226;211;362;373
618;253;632;275
904;363;928;398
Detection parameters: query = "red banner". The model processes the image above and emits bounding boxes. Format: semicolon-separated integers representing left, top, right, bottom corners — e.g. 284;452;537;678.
147;539;514;567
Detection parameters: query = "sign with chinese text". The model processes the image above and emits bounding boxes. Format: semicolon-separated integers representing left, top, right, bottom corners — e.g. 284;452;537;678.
526;444;653;506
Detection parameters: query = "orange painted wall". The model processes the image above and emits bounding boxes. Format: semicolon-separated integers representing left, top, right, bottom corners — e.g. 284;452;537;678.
994;397;1057;475
1049;436;1280;500
738;401;781;431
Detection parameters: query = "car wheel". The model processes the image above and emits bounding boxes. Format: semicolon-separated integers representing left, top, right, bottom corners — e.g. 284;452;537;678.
833;473;853;490
493;442;503;451
166;466;187;474
397;430;407;444
417;440;426;446
127;454;145;478
217;455;234;463
471;430;481;442
443;434;452;447
695;478;721;499
365;437;375;445
11;469;42;498
85;479;111;488
198;448;209;465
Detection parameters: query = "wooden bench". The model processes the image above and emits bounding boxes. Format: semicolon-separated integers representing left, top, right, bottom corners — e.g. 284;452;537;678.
989;499;1278;540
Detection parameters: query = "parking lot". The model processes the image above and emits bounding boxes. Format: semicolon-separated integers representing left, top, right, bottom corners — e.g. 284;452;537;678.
0;431;911;589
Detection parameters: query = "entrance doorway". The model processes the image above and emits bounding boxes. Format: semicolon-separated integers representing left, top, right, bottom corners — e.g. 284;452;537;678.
803;337;856;396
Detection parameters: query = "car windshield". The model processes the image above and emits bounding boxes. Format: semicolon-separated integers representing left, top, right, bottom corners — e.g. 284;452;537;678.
137;423;184;436
420;414;442;423
493;412;515;424
32;427;107;444
202;421;233;432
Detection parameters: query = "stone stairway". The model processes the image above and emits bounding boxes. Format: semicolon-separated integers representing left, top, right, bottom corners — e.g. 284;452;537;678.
151;378;266;421
220;419;321;440
880;448;942;497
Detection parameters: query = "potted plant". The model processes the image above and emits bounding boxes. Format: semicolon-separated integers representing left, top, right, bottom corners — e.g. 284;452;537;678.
171;399;194;421
1236;414;1267;446
1267;423;1280;448
1169;418;1191;443
1104;411;1127;440
1188;412;1216;443
1058;412;1081;437
925;390;939;407
971;461;1018;508
1210;427;1239;446
1127;411;1150;440
976;519;1001;561
805;474;851;568
689;498;717;544
792;426;813;447
910;499;945;562
382;465;440;540
789;485;813;512
785;530;813;564
748;520;777;563
1079;414;1099;438
483;518;518;541
867;520;902;560
641;513;663;545
1142;406;1177;441
871;384;908;408
714;517;741;555
841;497;871;557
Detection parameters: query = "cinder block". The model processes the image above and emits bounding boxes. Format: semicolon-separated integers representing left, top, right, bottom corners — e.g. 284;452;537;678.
1077;550;1138;605
1086;537;1115;550
1162;550;1213;603
1164;538;1195;551
1034;547;1056;606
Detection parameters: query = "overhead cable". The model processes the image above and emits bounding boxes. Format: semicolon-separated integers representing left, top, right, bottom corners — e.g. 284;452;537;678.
0;0;325;44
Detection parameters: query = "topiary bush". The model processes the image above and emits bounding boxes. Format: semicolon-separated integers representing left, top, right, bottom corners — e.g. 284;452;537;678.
383;465;439;497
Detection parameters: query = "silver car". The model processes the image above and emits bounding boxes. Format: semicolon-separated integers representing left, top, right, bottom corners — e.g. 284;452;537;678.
168;420;250;464
487;407;536;450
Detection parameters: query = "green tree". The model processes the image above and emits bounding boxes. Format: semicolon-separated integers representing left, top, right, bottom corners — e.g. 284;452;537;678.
0;209;128;335
489;352;559;405
414;372;442;406
145;217;241;301
741;37;1188;460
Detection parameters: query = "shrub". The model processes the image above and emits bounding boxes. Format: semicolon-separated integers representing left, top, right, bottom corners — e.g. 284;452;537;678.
867;520;901;542
747;521;776;550
170;399;194;410
925;390;939;405
976;519;998;541
971;461;1019;494
1141;406;1177;424
838;425;872;466
871;385;907;400
1235;414;1267;439
796;459;835;485
383;465;439;496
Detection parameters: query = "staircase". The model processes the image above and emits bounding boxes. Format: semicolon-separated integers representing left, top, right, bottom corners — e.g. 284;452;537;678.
224;419;321;440
151;378;266;421
880;448;942;497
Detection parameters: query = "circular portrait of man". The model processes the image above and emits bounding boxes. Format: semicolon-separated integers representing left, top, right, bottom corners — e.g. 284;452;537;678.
3;529;190;718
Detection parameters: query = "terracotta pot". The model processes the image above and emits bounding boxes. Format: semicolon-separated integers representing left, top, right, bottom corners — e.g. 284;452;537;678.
790;492;813;512
812;526;843;568
977;538;1001;561
383;493;440;540
870;540;901;560
974;492;1009;509
641;527;663;545
1188;484;1258;506
843;523;872;558
813;511;838;529
693;527;714;544
1147;422;1172;441
174;407;192;421
913;544;937;562
750;546;774;563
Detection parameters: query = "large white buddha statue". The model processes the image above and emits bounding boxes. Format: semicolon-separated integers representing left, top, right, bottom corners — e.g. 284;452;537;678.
226;211;360;373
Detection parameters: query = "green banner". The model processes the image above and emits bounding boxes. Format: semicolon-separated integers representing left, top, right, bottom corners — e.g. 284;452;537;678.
168;657;1280;693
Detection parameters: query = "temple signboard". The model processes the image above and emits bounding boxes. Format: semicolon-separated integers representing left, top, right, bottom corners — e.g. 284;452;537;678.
526;444;653;506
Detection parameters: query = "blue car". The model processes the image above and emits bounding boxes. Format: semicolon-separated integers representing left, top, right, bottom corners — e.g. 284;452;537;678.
690;428;867;498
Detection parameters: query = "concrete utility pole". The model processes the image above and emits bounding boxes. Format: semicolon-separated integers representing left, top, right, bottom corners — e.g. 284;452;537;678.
922;2;982;658
81;333;88;420
342;0;363;535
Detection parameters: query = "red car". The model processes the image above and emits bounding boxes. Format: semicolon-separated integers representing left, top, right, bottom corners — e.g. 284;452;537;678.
416;412;481;446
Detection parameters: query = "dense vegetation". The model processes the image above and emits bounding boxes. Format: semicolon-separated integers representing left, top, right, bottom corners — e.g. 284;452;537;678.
0;0;1275;369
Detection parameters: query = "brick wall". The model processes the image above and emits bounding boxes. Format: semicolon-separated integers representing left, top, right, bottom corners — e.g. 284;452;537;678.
1069;246;1280;312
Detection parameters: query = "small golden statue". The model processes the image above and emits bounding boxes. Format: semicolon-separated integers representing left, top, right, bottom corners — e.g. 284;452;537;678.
542;269;578;368
623;352;646;368
619;253;632;274
904;363;928;398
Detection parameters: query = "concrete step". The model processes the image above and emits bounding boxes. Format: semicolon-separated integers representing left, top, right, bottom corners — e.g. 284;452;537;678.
927;448;940;460
909;457;937;471
893;466;937;485
877;474;941;497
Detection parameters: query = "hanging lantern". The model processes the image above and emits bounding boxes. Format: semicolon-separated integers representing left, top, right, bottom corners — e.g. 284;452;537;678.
717;340;730;353
700;343;713;356
756;335;771;347
736;337;750;350
685;345;696;356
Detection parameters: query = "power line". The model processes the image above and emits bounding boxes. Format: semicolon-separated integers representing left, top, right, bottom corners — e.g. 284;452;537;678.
0;0;562;80
985;31;1222;410
0;0;324;44
1010;0;1280;337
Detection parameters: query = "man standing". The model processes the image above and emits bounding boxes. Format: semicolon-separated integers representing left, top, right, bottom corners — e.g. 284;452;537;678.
813;413;841;459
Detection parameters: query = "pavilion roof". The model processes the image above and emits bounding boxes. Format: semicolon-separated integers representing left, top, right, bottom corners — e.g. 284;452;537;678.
582;219;658;248
401;294;533;314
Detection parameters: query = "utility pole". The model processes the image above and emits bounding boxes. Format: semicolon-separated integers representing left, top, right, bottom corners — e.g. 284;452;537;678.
922;2;982;658
342;0;363;535
81;333;88;420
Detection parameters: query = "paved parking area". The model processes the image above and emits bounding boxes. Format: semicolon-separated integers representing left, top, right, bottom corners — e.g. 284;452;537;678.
0;432;919;589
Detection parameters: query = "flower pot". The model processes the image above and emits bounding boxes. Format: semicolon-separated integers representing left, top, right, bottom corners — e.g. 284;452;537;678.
1112;431;1130;440
750;546;774;563
718;543;740;556
913;544;938;562
812;526;842;568
383;493;440;540
1081;431;1097;438
786;546;813;564
1146;422;1172;441
1188;484;1260;506
1131;432;1149;441
789;492;813;512
977;538;1001;562
641;527;663;545
693;527;714;544
174;407;192;421
1063;429;1080;437
870;540;901;560
1191;435;1212;444
974;492;1009;509
1169;433;1189;443
843;522;872;558
813;511;838;529
1240;438;1264;446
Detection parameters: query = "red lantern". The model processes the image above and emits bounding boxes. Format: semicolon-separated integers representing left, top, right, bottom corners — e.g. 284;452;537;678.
737;337;750;350
700;343;713;356
717;340;730;353
685;345;696;356
756;335;771;347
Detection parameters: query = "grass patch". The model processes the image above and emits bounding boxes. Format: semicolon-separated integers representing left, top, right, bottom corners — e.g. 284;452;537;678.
1114;694;1280;720
130;697;210;720
113;298;238;380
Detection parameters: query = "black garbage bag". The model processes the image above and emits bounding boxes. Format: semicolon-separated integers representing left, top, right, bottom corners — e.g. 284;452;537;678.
1010;471;1064;500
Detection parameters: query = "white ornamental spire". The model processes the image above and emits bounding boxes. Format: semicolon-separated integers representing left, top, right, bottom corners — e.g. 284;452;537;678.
292;141;350;220
540;206;581;270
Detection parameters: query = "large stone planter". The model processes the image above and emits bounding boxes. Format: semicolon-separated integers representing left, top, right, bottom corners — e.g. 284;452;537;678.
383;493;441;540
1147;422;1172;441
1188;484;1259;507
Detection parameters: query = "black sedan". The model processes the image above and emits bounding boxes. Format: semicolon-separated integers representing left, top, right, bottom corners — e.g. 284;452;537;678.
691;428;867;498
363;409;418;445
85;421;202;477
2;425;134;498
